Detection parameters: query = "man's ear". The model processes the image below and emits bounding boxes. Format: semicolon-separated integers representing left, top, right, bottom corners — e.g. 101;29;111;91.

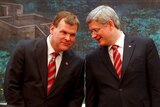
50;24;55;34
108;20;114;27
107;20;115;31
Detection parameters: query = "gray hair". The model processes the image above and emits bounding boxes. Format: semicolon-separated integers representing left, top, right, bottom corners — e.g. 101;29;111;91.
86;5;120;29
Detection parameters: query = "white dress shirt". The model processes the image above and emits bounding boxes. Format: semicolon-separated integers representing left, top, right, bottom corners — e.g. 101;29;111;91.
47;35;62;77
108;31;125;65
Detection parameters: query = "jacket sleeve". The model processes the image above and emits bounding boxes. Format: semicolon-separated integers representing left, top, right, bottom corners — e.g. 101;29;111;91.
146;39;160;107
68;59;85;107
85;56;98;107
4;41;25;107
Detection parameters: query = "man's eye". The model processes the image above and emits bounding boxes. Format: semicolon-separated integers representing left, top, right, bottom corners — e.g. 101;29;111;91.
90;28;100;34
70;34;75;37
61;31;67;34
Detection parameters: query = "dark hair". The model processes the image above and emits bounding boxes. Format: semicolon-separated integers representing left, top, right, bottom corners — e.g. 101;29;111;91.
52;11;80;29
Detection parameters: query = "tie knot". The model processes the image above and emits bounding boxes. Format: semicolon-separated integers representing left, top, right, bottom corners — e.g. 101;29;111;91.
111;45;119;50
52;52;59;58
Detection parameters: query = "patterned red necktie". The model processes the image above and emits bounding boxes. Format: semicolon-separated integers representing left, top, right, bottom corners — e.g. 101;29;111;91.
112;45;122;78
47;52;58;94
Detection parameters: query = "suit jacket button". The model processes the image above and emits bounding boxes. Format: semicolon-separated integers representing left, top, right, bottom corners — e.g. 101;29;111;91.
119;88;123;92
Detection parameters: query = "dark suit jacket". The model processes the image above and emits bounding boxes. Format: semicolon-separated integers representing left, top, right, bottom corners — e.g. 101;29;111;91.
4;37;84;107
86;36;160;107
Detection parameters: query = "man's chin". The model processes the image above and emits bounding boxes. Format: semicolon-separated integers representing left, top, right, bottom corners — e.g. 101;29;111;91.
61;46;71;51
98;42;103;46
99;42;107;46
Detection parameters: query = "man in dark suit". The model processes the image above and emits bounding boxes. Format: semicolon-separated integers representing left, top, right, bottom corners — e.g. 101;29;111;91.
4;11;84;107
85;5;160;107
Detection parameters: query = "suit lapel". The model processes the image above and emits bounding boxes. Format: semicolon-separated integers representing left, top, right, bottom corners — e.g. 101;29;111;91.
100;46;120;80
35;38;48;94
99;35;136;80
121;36;135;78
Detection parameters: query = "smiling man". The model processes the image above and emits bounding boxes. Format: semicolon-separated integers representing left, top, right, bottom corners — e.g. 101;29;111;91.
4;11;84;107
85;5;160;107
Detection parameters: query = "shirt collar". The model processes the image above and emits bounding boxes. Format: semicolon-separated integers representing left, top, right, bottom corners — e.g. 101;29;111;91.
109;31;125;50
47;35;63;56
115;31;125;48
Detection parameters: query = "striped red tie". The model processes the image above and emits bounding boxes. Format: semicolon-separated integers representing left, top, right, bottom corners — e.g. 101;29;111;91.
47;52;58;94
112;45;122;78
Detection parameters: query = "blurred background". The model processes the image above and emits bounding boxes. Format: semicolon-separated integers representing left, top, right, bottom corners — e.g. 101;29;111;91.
0;0;160;103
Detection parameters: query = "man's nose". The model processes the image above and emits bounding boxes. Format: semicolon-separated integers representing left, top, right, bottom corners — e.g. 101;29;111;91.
91;33;97;38
65;34;71;41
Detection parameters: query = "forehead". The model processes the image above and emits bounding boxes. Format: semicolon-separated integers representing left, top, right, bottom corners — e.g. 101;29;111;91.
57;18;78;32
57;18;68;27
88;21;103;29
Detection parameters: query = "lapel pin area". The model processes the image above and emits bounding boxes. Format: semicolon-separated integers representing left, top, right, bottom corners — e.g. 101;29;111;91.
128;45;132;48
65;62;69;65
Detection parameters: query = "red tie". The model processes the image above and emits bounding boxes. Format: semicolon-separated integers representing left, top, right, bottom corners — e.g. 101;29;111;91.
47;52;58;94
112;45;122;78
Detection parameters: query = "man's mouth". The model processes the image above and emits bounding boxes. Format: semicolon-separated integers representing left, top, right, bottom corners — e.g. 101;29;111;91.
97;37;101;43
63;42;71;46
